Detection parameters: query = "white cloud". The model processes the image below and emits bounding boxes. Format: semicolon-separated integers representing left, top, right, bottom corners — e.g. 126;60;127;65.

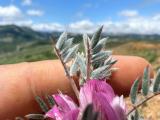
0;5;22;20
68;20;96;33
119;10;139;17
153;14;160;20
0;20;33;26
22;0;32;6
31;20;95;33
30;15;160;35
32;23;64;31
0;5;32;26
1;6;160;35
101;15;160;34
27;9;44;16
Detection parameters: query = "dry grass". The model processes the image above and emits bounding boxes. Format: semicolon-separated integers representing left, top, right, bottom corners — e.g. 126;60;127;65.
110;41;160;119
125;95;160;120
111;41;160;70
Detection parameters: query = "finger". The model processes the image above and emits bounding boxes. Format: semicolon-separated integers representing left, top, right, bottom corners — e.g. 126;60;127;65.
0;60;75;119
0;56;154;119
109;55;154;96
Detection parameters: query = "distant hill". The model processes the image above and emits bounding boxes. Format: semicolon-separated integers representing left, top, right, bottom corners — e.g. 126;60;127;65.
103;34;160;42
0;24;160;54
0;25;51;42
0;25;160;66
0;25;53;53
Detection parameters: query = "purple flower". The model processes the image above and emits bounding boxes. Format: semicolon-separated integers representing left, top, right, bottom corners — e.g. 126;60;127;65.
45;94;79;120
45;80;126;120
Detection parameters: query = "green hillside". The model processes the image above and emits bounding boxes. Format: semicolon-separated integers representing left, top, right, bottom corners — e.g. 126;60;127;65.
0;25;51;53
0;25;160;70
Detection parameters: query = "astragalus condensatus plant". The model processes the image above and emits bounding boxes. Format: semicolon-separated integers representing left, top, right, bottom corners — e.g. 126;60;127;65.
23;26;160;120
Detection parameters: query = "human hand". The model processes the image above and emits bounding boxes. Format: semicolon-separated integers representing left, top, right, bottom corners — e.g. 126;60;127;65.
0;55;153;119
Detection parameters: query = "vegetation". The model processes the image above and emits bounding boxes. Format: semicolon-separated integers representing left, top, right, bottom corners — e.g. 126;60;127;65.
0;25;160;71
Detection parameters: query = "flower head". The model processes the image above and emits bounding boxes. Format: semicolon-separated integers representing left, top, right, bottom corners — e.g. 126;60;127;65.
45;80;126;120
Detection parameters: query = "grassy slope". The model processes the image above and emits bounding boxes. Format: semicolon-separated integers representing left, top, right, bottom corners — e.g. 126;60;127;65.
111;41;160;70
1;40;160;70
0;44;56;64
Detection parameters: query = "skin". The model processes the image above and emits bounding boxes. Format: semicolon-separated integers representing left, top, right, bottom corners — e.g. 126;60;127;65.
0;55;154;119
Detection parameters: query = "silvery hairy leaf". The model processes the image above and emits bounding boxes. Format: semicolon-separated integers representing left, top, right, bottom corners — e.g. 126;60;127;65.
83;34;90;53
91;65;110;79
142;66;150;96
130;77;140;104
62;38;73;49
92;51;111;63
92;37;108;54
45;95;55;108
134;109;139;120
60;38;74;53
55;32;67;50
69;56;79;76
35;96;49;113
92;60;104;69
153;69;160;92
63;44;79;63
91;26;103;48
129;110;139;120
25;114;45;120
104;57;117;65
77;53;86;79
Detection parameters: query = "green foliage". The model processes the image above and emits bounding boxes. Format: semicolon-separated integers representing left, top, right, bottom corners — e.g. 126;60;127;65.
69;56;79;76
134;110;139;120
128;66;160;119
45;95;55;108
130;110;139;120
1;24;160;66
77;26;115;84
63;44;79;63
91;26;103;48
0;44;56;64
35;96;49;113
153;69;160;92
130;78;140;104
91;65;111;79
56;32;67;50
142;66;150;96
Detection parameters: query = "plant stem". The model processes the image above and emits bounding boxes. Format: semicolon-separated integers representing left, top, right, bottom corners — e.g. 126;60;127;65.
127;92;160;116
86;38;91;80
54;47;79;99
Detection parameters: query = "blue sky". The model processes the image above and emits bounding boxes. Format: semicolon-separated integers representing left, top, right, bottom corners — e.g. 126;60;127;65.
0;0;160;34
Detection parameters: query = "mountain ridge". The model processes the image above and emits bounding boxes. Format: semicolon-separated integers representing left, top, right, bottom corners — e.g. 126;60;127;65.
0;24;160;53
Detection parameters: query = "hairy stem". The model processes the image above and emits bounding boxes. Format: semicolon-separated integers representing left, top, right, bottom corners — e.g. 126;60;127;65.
54;47;79;99
127;92;160;116
86;38;91;80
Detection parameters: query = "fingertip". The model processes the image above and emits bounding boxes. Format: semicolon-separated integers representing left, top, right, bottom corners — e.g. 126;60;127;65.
108;55;154;96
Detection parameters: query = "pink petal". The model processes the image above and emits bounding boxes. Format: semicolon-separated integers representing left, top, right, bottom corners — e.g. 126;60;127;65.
92;92;119;120
80;80;115;109
45;106;63;120
62;109;79;120
111;96;126;120
53;94;77;112
45;94;78;120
